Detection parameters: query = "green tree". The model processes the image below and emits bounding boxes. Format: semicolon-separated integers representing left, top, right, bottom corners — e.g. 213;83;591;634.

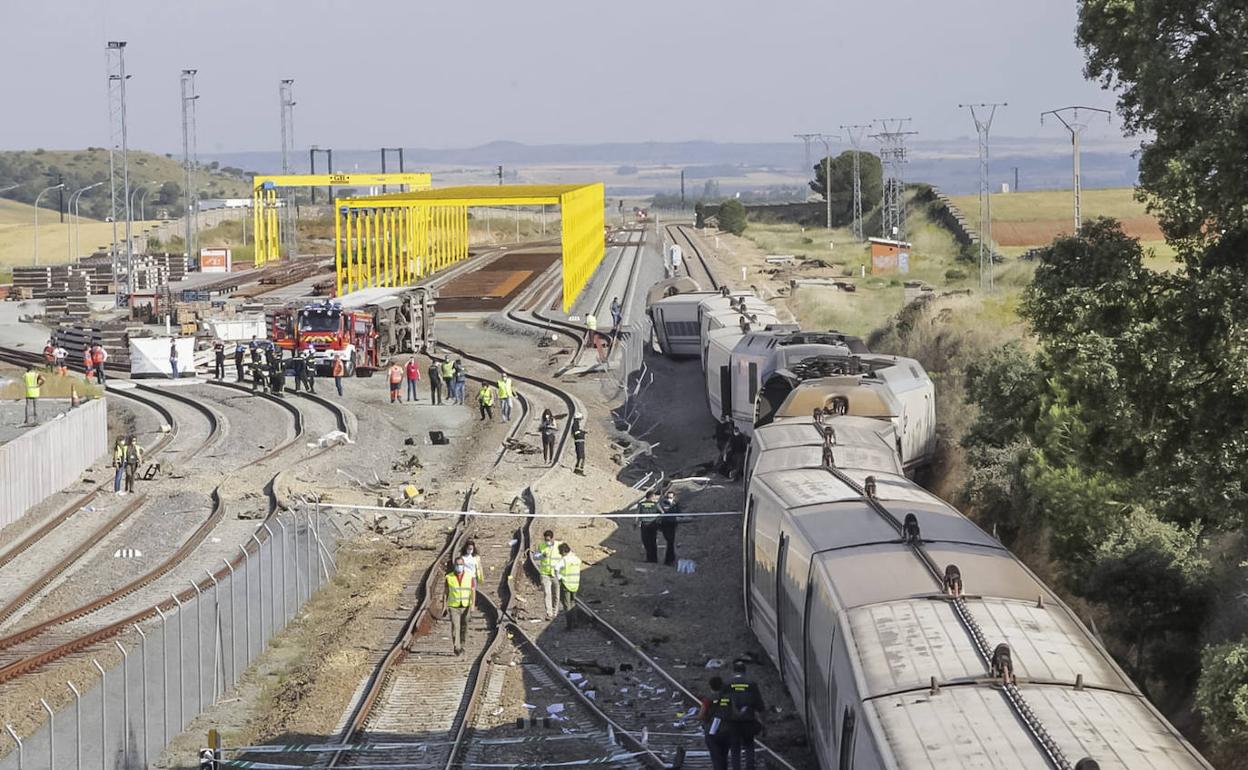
157;180;181;206
809;151;882;227
717;199;747;236
1198;638;1248;747
1078;1;1248;250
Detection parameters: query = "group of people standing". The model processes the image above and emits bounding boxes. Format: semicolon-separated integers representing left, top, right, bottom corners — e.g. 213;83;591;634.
700;661;767;770
110;435;144;494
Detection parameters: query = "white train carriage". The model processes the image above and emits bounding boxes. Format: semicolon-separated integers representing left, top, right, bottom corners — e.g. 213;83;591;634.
721;331;867;435
647;281;713;357
744;419;1211;769
701;298;782;421
759;354;936;471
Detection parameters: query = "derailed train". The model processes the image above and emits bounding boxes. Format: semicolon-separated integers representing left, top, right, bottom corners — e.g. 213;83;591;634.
648;284;1209;769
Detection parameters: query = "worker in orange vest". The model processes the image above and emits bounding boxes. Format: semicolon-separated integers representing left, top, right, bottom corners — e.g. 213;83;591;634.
331;354;346;397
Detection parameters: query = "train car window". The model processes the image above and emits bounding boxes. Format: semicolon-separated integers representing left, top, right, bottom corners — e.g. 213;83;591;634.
839;707;856;770
720;366;732;422
745;496;757;623
775;532;789;683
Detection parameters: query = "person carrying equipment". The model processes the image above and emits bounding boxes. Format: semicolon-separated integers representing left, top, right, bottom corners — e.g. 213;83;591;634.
636;490;663;564
443;556;474;655
556;542;582;629
533;530;563;620
698;677;732;770
477;383;495;420
726;660;765;770
572;414;587;475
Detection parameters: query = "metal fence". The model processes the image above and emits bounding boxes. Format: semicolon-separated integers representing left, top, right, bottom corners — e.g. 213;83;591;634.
0;503;344;770
0;398;108;529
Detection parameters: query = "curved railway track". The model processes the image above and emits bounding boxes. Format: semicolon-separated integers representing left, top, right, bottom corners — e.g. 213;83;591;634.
0;355;352;688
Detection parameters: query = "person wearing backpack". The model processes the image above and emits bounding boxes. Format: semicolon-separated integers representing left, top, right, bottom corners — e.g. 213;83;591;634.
726;660;765;770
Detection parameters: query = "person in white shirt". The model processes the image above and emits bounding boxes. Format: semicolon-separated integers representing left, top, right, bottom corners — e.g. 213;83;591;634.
461;539;483;592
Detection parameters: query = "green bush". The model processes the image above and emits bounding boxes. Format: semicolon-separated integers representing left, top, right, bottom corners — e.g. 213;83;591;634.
718;199;748;236
945;268;967;281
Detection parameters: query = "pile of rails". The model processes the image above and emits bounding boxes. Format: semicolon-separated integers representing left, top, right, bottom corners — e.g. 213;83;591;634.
50;322;141;370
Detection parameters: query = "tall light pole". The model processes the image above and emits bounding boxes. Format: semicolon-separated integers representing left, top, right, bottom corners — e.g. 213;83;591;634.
817;134;837;229
181;69;200;265
279;79;297;258
68;182;104;262
107;41;133;305
1041;106;1111;234
960;102;1007;291
33;183;65;265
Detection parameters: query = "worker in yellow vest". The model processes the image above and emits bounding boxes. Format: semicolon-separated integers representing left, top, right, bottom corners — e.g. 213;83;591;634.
444;556;474;655
477;383;495;421
556;543;582;629
22;363;45;422
532;529;563;620
22;364;45;426
496;373;514;422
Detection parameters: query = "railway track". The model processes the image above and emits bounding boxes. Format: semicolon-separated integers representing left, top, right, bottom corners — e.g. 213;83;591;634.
666;223;722;291
0;356;351;689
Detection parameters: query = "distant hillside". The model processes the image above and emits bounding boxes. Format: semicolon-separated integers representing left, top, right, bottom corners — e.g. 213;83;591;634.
202;136;1141;195
0;149;252;222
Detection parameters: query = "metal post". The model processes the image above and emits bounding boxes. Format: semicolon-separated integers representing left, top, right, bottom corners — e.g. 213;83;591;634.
39;700;53;770
3;724;22;770
293;512;302;605
33;183;65;266
305;507;314;595
250;534;265;643
262;524;277;630
241;545;252;661
135;624;149;768
92;660;107;770
192;580;203;710
222;558;236;683
67;681;82;770
172;594;185;729
205;570;221;700
114;641;129;767
276;518;290;622
818;136;833;230
155;607;169;745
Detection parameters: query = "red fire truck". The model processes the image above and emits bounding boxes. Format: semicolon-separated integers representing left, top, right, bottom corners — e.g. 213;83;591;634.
269;287;435;376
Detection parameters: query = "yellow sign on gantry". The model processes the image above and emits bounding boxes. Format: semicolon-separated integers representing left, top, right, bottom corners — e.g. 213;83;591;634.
334;183;605;311
251;172;432;266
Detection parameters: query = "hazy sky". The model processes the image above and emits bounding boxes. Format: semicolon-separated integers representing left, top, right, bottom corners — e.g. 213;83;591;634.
0;0;1121;153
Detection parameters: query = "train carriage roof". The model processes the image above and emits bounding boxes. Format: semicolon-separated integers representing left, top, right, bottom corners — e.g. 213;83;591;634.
866;685;1207;769
924;544;1048;602
755;468;858;508
751;446;824;476
816;544;941;608
845;596;1129;698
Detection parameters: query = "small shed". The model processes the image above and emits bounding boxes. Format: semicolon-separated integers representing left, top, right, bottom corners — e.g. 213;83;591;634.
869;238;912;275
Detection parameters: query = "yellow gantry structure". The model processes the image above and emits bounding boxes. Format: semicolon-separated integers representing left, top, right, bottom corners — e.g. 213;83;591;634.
251;173;433;266
334;183;605;311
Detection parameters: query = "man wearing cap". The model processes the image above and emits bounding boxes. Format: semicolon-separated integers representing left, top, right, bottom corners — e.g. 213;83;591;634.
572;413;588;475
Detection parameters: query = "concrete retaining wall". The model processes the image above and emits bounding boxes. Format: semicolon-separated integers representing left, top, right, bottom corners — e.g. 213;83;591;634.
0;397;108;529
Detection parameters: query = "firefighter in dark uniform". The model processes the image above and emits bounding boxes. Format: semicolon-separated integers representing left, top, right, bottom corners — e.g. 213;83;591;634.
726;660;765;770
269;351;285;396
636;490;663;563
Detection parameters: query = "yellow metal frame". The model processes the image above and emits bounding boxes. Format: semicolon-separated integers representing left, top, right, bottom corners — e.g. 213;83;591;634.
334;184;605;311
252;172;432;266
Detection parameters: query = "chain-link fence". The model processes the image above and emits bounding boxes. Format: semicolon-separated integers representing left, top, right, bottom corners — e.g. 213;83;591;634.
0;503;343;770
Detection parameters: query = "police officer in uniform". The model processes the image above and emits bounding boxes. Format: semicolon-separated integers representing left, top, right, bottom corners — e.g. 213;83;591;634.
213;340;226;380
659;490;681;566
726;660;765;770
636;490;663;563
572;414;587;474
699;677;732;770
